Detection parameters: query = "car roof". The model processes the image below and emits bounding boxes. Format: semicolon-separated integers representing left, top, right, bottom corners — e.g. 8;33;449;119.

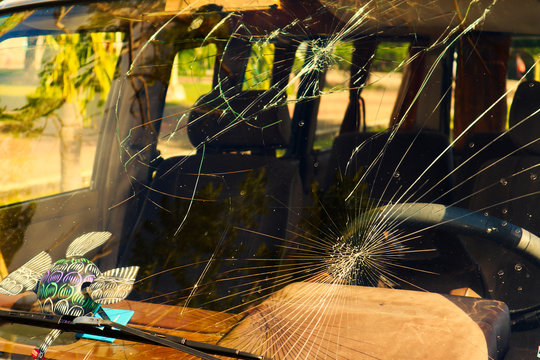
2;0;538;38
0;0;62;11
0;0;280;13
325;0;540;37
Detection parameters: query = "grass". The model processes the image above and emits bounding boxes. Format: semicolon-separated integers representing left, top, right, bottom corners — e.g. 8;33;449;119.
0;84;35;97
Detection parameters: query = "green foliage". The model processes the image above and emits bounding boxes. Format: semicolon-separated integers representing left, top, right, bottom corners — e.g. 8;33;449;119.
39;33;118;124
291;43;305;76
313;131;338;150
243;43;274;90
41;35;81;102
176;43;217;76
372;42;409;73
331;41;353;71
131;168;274;311
0;93;62;134
293;41;408;75
0;32;119;134
0;12;31;38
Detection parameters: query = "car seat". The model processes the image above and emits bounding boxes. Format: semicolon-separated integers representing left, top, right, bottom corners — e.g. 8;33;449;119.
324;130;454;205
121;88;302;311
462;80;540;311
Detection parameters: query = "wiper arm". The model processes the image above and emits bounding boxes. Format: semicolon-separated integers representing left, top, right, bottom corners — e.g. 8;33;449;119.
0;309;269;360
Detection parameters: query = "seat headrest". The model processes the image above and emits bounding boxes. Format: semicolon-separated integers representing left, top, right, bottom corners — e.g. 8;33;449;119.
508;80;540;153
187;89;291;151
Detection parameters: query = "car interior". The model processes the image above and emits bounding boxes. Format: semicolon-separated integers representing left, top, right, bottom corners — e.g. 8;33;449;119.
0;1;539;359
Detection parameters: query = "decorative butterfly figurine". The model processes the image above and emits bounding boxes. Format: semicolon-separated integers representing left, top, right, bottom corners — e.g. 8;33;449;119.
0;232;139;359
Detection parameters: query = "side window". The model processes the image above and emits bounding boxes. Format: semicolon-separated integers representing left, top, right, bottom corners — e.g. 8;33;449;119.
158;43;217;158
159;41;283;158
507;36;540;117
312;40;410;151
0;33;122;206
314;41;352;150
364;42;409;129
452;34;539;144
242;42;274;91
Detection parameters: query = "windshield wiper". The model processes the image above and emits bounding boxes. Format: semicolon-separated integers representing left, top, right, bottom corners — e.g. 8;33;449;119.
0;309;270;360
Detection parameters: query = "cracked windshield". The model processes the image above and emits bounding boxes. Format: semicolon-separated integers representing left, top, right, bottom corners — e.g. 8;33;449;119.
0;0;539;359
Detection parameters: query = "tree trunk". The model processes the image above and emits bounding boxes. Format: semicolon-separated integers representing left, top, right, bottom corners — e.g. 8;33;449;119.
59;101;83;192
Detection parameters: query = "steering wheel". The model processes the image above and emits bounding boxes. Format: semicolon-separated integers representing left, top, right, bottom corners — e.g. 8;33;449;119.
374;203;540;263
374;203;540;330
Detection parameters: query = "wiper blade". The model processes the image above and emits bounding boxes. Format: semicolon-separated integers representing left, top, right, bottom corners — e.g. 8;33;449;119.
0;309;269;360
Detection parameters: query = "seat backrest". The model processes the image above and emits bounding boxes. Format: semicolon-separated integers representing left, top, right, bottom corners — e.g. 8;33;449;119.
466;80;540;221
455;81;540;205
453;132;514;206
324;130;454;205
121;89;302;311
463;80;540;310
188;89;291;152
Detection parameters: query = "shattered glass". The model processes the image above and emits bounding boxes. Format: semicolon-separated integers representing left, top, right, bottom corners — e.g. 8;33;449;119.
0;0;540;358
